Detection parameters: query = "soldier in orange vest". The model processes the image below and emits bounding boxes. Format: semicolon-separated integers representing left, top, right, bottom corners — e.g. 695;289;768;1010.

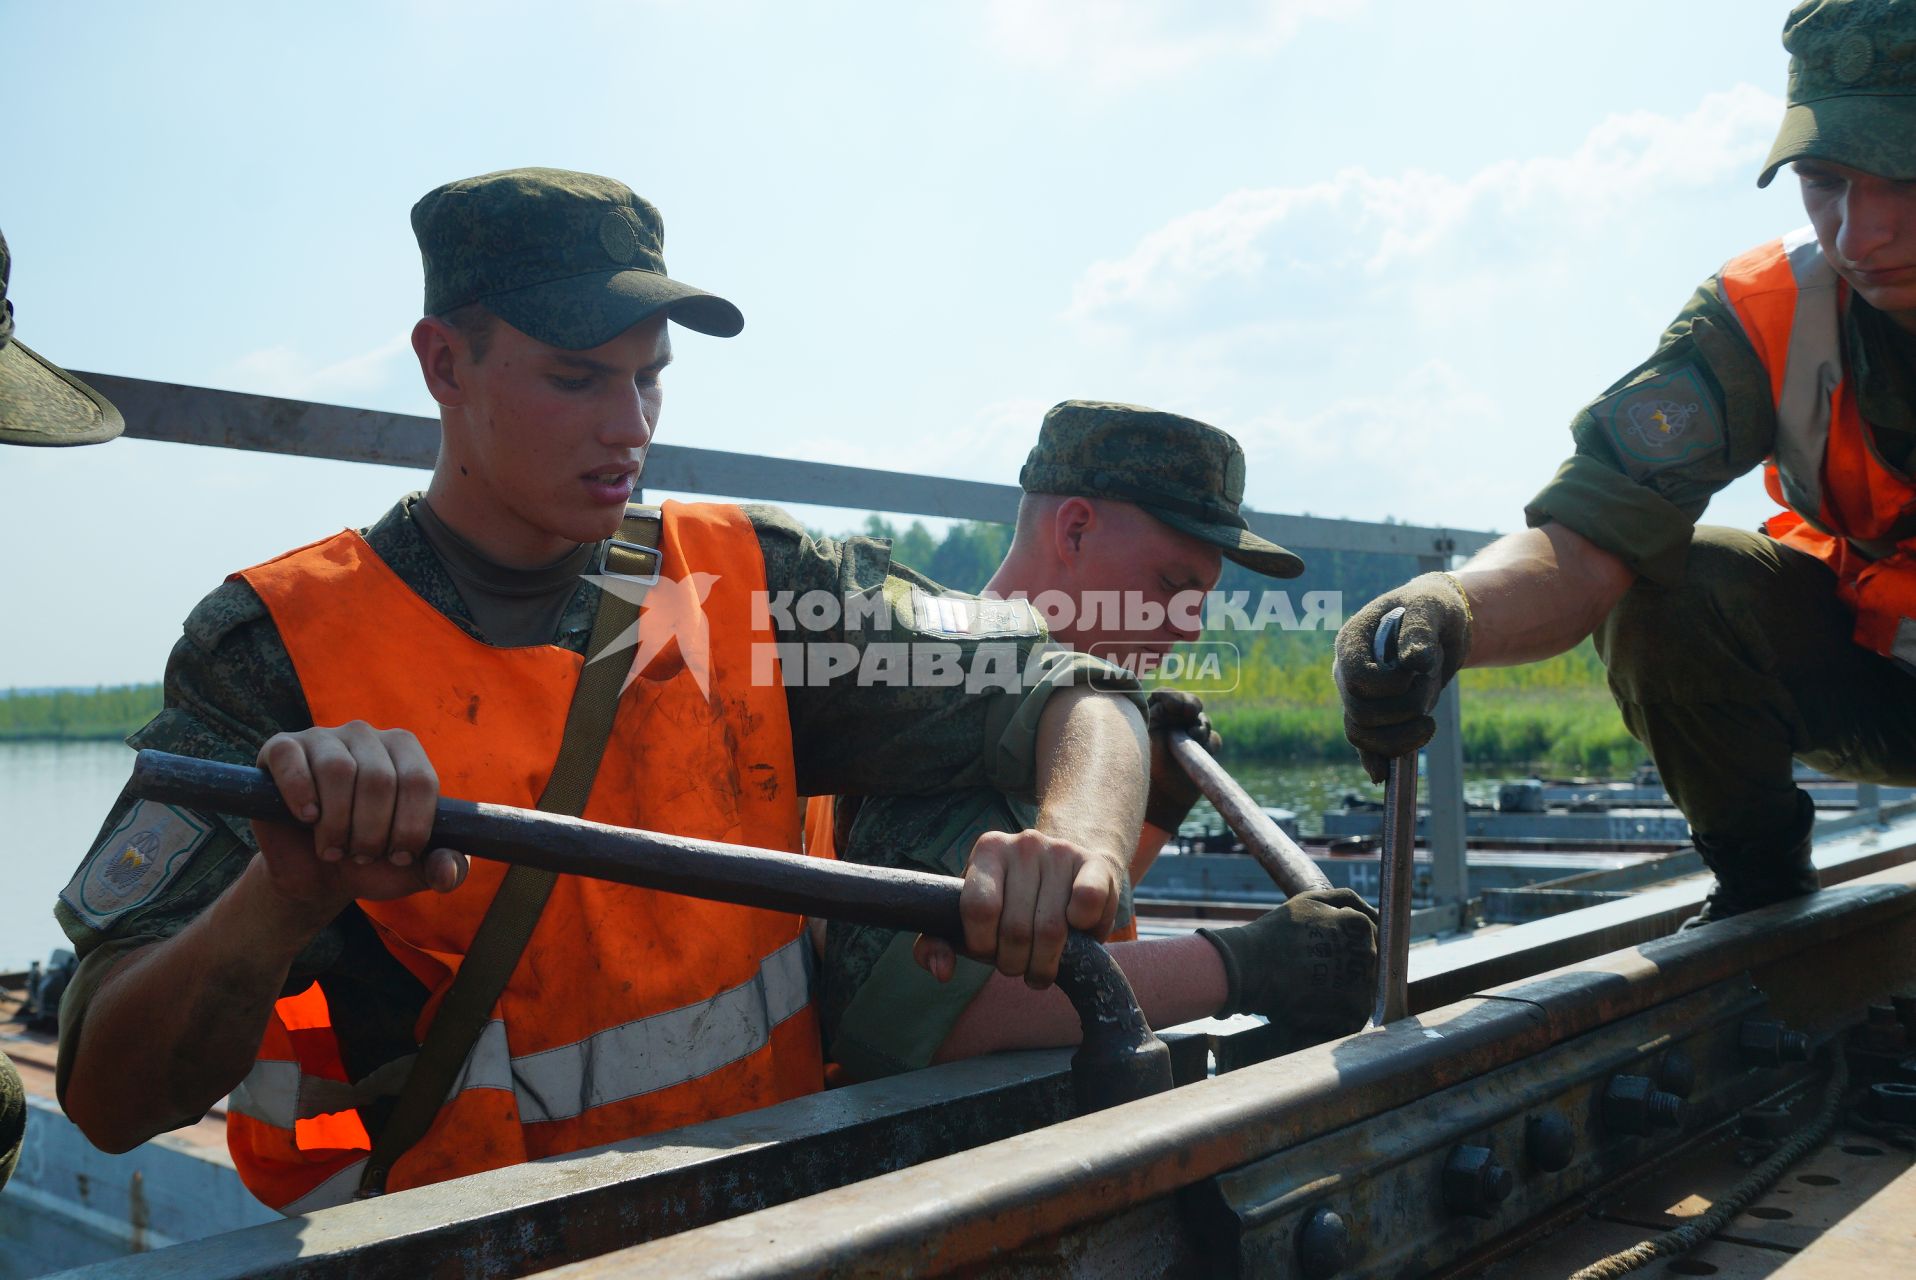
53;169;1153;1211
1335;0;1916;927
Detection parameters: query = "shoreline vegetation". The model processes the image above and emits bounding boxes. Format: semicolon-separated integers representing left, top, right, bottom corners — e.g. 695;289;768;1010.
3;519;1640;773
0;685;163;743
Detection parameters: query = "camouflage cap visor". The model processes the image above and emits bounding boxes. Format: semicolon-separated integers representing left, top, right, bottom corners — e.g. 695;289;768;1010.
482;266;744;351
1139;503;1306;580
1759;93;1916;186
0;339;124;447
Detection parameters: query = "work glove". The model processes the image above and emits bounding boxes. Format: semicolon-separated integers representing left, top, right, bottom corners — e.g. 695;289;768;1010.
1334;573;1472;783
1198;888;1379;1050
1144;690;1219;833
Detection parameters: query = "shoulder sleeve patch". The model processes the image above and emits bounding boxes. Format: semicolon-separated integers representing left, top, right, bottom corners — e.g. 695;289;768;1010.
61;801;217;931
1596;365;1727;478
908;587;1044;640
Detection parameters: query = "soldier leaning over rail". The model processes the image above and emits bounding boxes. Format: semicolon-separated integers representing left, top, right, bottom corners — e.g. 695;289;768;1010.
1336;0;1916;929
0;224;127;1190
814;402;1379;1081
51;168;1155;1212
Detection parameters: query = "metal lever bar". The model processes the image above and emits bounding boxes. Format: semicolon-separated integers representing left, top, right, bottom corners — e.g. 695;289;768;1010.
1371;607;1417;1026
1166;731;1333;897
129;749;1173;1112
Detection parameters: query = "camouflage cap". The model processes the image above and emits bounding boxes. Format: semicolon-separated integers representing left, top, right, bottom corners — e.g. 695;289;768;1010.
412;168;743;349
1759;0;1916;187
1019;400;1304;579
0;228;123;447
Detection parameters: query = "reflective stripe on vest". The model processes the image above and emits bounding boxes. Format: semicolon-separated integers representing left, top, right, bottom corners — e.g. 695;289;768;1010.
1720;233;1916;665
229;935;813;1130
227;501;819;1211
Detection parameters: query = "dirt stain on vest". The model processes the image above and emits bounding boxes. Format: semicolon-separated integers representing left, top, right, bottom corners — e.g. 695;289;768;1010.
466;693;481;724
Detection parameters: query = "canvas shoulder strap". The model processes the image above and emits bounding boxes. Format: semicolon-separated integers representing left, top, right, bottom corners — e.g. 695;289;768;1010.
357;505;662;1196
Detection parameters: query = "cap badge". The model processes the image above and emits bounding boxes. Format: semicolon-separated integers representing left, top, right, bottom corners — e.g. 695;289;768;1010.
1833;32;1874;85
600;208;641;265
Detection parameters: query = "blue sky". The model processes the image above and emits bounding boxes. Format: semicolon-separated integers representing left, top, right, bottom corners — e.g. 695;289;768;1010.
4;0;1807;686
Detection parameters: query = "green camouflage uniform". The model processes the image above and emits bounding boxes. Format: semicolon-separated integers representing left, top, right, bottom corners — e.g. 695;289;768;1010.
1523;0;1916;877
54;495;1132;1101
823;400;1303;1080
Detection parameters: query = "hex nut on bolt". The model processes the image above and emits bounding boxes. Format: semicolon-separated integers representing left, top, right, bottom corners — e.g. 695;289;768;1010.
1740;1019;1812;1069
1442;1145;1515;1219
1604;1075;1684;1136
1296;1206;1351;1279
1525;1113;1575;1173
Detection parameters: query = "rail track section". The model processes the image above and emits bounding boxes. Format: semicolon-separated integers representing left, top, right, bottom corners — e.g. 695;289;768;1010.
47;820;1916;1279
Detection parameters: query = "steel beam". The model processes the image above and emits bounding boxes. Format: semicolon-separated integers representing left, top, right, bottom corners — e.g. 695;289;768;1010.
536;864;1916;1278
84;373;1496;554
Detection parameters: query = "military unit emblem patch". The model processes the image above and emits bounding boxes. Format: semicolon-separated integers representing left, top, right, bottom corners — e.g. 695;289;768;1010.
61;801;216;930
1601;365;1724;475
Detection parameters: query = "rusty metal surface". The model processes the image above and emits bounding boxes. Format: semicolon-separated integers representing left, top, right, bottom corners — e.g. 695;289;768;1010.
539;865;1916;1278
1165;732;1330;896
1196;981;1777;1277
1767;1146;1916;1276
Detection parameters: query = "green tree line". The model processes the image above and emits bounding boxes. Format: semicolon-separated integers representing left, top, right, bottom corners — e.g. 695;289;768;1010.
0;685;163;741
8;517;1640;772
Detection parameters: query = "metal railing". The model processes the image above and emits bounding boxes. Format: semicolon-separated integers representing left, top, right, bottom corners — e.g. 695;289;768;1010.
80;371;1502;926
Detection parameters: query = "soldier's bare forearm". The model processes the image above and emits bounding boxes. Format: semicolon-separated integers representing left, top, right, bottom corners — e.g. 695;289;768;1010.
1031;684;1149;869
1451;523;1638;668
933;934;1225;1060
62;857;332;1152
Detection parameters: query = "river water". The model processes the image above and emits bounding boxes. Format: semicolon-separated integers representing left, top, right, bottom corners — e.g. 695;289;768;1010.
0;740;1526;972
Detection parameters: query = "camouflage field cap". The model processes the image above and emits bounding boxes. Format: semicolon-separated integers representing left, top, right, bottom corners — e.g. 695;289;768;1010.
1758;0;1916;187
0;228;123;447
1019;400;1304;579
412;168;743;348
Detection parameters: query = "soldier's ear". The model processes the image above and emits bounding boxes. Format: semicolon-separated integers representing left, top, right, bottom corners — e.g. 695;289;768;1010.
413;317;467;408
1054;497;1096;561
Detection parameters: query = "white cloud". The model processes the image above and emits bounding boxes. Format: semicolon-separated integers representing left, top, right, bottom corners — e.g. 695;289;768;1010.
1069;84;1784;323
225;331;415;403
982;0;1360;89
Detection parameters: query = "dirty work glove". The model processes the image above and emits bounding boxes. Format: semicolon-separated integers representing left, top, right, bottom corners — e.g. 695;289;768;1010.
1198;888;1379;1050
1334;573;1472;783
1145;690;1220;833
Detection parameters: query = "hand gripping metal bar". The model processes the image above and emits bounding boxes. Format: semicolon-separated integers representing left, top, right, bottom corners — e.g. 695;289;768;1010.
1370;606;1417;1026
129;749;1173;1114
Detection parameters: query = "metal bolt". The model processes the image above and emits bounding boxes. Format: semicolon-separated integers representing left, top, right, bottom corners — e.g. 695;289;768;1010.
1871;1082;1916;1125
1740;1019;1811;1068
1296;1206;1351;1279
1525;1113;1575;1173
1442;1145;1515;1219
1657;1047;1696;1098
1604;1074;1685;1136
1893;994;1916;1036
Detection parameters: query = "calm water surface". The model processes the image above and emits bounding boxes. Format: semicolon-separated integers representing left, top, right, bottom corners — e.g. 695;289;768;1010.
0;742;1522;970
2;740;134;970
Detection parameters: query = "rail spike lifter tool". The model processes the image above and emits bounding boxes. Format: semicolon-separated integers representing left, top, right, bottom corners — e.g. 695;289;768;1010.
127;749;1175;1116
1370;605;1416;1026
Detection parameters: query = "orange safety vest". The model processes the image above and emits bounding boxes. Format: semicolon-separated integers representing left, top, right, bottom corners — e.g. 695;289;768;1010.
224;501;818;1212
1721;229;1916;664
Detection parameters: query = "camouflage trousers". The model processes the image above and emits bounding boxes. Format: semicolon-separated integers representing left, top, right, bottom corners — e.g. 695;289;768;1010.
1595;526;1916;869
